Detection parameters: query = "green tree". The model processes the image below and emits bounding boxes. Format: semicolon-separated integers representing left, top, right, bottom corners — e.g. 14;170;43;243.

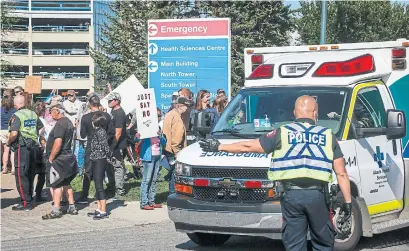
201;1;296;94
90;1;192;91
91;1;295;94
297;0;409;45
1;1;20;87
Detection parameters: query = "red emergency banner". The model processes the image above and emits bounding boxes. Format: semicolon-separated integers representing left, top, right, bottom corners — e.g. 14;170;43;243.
148;19;229;38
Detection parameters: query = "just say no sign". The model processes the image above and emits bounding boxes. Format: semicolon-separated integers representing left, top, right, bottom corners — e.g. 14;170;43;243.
135;88;159;139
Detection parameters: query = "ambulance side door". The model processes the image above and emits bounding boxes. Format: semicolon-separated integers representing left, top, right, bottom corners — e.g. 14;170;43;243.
348;83;404;216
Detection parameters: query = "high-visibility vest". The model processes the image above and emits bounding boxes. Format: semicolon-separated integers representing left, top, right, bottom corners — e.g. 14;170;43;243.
9;109;38;141
268;122;334;183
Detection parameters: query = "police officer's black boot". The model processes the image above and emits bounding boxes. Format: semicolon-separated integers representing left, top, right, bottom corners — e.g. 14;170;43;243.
12;203;32;211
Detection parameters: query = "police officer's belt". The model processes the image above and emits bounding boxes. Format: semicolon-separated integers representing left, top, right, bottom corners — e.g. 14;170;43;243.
283;183;324;191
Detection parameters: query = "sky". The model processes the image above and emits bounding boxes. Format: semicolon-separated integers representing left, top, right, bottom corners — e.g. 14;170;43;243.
284;1;301;9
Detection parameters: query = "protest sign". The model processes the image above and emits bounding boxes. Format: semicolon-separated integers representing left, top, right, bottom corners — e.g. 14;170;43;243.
135;88;159;139
24;76;42;94
101;74;145;114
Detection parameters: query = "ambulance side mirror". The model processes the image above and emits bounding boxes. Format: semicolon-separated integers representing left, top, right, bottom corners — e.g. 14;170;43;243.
192;111;212;137
386;109;406;140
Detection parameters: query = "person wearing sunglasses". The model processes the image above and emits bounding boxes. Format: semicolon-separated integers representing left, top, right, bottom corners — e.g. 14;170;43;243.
216;88;226;98
106;92;127;198
62;90;82;128
13;86;24;96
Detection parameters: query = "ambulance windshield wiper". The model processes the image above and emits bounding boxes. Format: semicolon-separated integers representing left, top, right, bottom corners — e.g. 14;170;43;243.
211;128;253;139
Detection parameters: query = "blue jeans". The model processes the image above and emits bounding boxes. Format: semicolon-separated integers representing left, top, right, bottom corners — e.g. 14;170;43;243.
140;155;161;207
167;156;176;194
75;141;86;174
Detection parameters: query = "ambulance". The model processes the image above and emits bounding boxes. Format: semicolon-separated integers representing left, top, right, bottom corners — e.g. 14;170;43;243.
167;39;409;250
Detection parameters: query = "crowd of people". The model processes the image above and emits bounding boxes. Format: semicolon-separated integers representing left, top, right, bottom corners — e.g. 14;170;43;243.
0;85;228;219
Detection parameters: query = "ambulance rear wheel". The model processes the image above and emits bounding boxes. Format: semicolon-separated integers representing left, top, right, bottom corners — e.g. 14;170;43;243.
334;196;362;251
187;233;231;246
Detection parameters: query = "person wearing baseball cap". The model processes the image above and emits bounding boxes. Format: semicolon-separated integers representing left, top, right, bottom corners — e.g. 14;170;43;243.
106;92;127;198
62;90;82;127
42;98;79;219
162;96;194;194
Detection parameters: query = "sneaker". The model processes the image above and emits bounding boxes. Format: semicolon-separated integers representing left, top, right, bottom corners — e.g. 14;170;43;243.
150;203;162;208
87;210;98;217
65;206;78;215
141;205;154;210
93;212;108;220
12;203;32;211
112;194;122;201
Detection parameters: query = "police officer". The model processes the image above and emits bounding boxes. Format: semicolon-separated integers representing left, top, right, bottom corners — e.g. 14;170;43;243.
7;95;43;211
199;95;352;251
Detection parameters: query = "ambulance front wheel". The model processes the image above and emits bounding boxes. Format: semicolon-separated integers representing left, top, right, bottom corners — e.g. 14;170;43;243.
187;233;231;246
334;196;363;251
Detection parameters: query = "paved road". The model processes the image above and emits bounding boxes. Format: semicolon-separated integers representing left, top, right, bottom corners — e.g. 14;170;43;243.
2;219;409;251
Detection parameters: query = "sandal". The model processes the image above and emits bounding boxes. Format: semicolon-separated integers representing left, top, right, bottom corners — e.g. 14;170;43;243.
42;211;63;220
2;169;8;174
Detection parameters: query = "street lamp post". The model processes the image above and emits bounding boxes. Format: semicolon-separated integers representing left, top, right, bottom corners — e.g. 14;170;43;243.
320;0;327;45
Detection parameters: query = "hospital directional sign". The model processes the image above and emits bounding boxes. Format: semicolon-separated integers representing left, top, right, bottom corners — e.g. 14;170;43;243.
148;18;231;111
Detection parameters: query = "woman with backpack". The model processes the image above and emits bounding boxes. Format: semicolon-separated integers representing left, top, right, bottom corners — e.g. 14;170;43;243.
86;112;112;219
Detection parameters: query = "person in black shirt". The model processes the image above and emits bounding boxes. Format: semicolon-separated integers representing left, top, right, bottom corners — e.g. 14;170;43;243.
86;112;111;219
77;95;113;204
42;102;78;220
107;92;127;198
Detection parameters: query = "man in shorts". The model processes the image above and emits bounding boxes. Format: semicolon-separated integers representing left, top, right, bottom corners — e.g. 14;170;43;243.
42;101;79;220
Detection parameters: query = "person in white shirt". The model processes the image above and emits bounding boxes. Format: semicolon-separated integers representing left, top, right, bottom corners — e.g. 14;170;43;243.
62;90;83;127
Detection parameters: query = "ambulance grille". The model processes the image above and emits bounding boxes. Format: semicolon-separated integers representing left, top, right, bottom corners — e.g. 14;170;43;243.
191;167;268;180
193;187;268;202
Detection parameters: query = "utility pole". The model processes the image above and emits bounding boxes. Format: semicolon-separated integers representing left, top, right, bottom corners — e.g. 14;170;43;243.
320;0;327;45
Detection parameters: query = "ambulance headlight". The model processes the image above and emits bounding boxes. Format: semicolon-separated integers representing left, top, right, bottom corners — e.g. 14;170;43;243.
175;162;192;176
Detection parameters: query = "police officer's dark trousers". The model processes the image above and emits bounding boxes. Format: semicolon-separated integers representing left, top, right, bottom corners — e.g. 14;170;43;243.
14;146;35;207
281;189;336;251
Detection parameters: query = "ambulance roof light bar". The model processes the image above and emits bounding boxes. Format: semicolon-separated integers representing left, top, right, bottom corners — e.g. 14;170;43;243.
313;54;375;77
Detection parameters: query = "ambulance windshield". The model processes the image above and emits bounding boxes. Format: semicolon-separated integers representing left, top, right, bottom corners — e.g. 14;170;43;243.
212;87;349;138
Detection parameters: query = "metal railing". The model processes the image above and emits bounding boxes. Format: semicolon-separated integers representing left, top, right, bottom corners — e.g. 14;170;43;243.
5;1;29;10
1;24;29;31
1;48;29;55
32;25;89;32
1;72;29;78
31;1;91;11
32;48;89;56
33;72;90;79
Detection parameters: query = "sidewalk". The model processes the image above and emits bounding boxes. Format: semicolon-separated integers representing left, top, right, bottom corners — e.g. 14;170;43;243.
1;174;170;241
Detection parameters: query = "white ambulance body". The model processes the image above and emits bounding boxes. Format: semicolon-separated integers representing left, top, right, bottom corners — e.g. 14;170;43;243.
168;39;409;250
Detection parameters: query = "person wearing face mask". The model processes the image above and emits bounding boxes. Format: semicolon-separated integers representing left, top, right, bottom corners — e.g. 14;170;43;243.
199;95;352;251
190;90;219;130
